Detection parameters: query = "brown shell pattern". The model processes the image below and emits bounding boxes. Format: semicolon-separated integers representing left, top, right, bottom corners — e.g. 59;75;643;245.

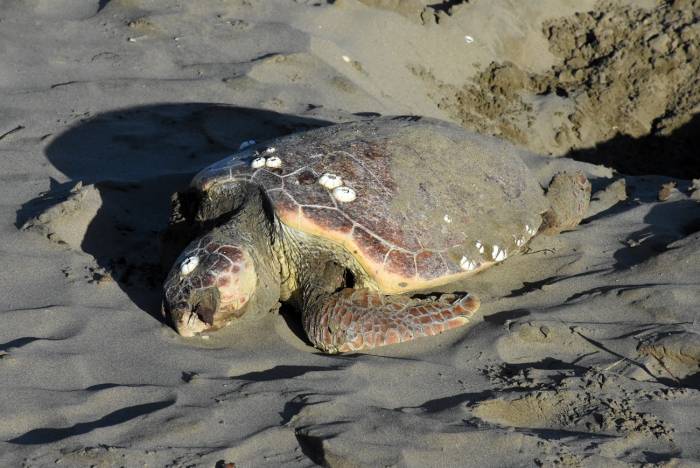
192;117;548;293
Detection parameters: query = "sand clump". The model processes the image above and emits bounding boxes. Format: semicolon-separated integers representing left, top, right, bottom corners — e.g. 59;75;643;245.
20;182;102;250
414;0;700;176
475;368;674;439
638;332;700;386
20;179;170;289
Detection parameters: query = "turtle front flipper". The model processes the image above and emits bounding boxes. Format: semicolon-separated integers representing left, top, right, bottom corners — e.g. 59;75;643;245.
302;289;480;354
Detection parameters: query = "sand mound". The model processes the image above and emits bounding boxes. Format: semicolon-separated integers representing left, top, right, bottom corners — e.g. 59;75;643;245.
474;372;673;439
20;182;102;252
19;180;170;290
414;0;700;177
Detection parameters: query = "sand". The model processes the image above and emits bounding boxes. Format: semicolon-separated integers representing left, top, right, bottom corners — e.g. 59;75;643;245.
1;0;699;466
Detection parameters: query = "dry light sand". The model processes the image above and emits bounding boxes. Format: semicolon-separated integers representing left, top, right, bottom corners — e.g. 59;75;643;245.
1;0;699;466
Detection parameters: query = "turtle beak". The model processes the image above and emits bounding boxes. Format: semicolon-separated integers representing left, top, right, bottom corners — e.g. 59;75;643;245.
191;287;220;326
167;288;222;337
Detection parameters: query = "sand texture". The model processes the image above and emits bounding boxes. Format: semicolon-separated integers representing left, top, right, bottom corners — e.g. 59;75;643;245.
1;0;699;466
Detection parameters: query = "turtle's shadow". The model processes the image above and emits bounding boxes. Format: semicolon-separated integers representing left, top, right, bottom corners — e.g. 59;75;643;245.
17;104;330;322
566;112;700;179
612;199;700;270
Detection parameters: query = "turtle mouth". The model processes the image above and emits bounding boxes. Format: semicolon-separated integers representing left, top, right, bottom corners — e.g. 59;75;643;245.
192;299;216;326
193;287;220;325
177;310;209;337
166;287;222;337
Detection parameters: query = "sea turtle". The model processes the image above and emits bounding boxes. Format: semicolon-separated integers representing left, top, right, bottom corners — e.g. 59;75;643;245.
162;116;590;353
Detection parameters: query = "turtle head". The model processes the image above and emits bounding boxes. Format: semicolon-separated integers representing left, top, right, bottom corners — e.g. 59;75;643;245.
163;235;257;336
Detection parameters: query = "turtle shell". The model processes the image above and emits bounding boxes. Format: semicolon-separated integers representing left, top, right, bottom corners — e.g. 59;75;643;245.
193;116;548;293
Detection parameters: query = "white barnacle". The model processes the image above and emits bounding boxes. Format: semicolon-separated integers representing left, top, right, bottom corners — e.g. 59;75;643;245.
265;156;283;168
332;186;357;203
264;147;276;154
464;35;475;44
239;139;256;150
319;173;343;190
492;245;507;262
515;236;525;248
525;224;537;236
459;256;478;271
251;157;266;169
443;214;452;223
180;256;199;275
475;240;485;254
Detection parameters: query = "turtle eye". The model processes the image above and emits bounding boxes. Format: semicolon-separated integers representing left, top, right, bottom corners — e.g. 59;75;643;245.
180;255;199;275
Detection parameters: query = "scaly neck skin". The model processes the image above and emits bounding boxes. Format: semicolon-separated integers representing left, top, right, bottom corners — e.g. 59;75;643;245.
216;188;285;320
217;184;332;317
222;187;349;317
269;223;299;302
272;221;347;316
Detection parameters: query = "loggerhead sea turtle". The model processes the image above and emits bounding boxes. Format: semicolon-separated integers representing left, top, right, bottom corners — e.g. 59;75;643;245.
162;116;590;353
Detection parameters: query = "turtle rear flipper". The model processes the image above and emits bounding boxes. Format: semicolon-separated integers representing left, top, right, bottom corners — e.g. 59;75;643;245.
540;171;592;235
303;289;480;354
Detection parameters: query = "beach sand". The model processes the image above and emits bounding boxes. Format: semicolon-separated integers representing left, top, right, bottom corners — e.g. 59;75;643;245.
1;0;699;466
